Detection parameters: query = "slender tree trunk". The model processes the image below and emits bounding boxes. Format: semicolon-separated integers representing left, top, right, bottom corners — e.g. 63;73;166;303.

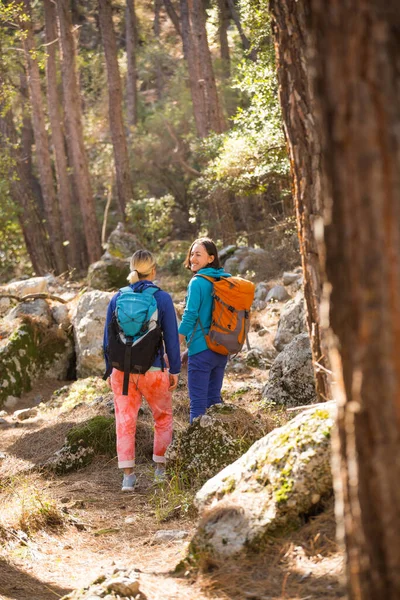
190;0;226;133
126;0;138;129
153;0;164;99
180;0;208;137
19;71;45;217
0;109;54;275
217;0;230;78
98;0;133;218
269;0;330;402
21;0;68;274
225;0;251;55
55;0;102;264
309;2;400;598
44;0;80;270
162;0;181;36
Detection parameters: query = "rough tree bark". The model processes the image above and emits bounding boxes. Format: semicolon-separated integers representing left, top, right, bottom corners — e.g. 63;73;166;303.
21;0;68;274
189;0;226;134
126;0;138;129
55;0;102;264
217;0;230;78
272;0;400;598
269;0;330;402
44;0;80;270
162;0;181;36
0;109;54;275
310;2;400;598
98;0;133;218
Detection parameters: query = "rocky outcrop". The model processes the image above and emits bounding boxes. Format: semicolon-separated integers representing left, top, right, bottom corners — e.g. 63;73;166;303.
61;567;145;599
224;247;270;277
189;404;335;560
165;403;266;485
87;256;130;291
0;313;74;409
274;291;307;352
71;290;113;378
262;332;317;407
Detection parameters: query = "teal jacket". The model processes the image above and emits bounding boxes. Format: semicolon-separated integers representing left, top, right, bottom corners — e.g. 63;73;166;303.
179;267;231;356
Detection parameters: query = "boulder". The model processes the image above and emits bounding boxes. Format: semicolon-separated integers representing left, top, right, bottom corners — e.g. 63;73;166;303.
0;316;74;409
71;290;113;377
262;332;317;407
105;222;140;258
266;285;290;303
165;403;266;485
87;255;130;291
4;298;53;326
61;567;143;600
274;291;307;352
189;404;335;559
224;247;269;277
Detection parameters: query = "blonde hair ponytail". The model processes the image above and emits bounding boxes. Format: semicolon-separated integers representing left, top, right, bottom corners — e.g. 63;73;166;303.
127;250;156;284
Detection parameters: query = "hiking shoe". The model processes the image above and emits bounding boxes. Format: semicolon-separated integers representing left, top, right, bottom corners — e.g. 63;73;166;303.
154;464;166;482
121;473;137;491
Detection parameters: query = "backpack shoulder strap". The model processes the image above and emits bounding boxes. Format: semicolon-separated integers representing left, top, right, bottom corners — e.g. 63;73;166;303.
119;285;133;294
195;274;215;283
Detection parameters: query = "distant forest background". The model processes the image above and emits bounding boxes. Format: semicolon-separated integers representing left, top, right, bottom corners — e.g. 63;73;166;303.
0;0;294;282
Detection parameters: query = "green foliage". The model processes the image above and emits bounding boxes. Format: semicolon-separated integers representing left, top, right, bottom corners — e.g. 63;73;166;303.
66;416;116;456
126;194;175;249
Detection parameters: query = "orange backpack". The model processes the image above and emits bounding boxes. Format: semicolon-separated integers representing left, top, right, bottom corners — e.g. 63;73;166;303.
195;274;255;356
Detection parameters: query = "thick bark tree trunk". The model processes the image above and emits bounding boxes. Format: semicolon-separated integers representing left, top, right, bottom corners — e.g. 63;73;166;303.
190;0;226;134
44;0;80;270
98;0;133;218
126;0;138;129
309;2;400;598
272;0;400;597
0;109;54;275
21;0;68;274
269;0;330;402
217;0;230;78
56;0;102;264
180;0;208;137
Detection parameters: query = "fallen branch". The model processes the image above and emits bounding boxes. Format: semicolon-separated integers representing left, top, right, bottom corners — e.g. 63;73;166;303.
286;400;336;413
0;293;70;304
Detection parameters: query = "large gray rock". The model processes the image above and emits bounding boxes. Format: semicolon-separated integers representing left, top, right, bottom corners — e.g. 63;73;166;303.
274;291;307;352
61;567;142;599
262;332;317;407
224;247;269;277
105;222;140;258
72;290;113;377
0;316;74;409
190;404;335;559
87;255;130;291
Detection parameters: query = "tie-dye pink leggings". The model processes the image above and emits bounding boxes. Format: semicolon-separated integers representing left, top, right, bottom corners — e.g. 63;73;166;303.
111;369;173;468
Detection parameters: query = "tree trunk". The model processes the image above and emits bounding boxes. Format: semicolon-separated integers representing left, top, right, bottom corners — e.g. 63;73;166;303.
269;0;330;402
55;0;102;264
0;109;54;275
309;2;400;598
126;0;138;129
225;0;251;55
44;0;80;271
21;0;68;274
180;0;208;137
162;0;181;36
153;0;164;99
217;0;230;78
189;0;226;134
272;0;400;597
98;0;133;218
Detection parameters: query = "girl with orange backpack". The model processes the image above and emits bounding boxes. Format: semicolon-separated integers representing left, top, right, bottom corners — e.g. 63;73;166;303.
179;238;232;423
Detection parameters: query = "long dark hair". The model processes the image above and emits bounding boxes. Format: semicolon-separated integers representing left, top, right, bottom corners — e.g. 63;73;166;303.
184;237;221;270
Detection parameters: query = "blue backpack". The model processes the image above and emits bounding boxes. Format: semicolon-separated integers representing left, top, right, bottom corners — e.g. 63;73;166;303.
104;283;164;395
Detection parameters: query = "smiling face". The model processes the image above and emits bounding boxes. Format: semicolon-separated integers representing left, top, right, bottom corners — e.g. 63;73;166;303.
189;243;215;273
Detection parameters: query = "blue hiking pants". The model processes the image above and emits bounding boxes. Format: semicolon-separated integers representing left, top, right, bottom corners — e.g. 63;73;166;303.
187;348;228;423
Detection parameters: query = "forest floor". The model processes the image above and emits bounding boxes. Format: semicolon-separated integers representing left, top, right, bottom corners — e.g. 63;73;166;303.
0;278;345;600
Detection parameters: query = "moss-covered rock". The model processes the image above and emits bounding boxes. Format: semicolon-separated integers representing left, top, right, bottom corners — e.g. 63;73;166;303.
188;404;335;560
87;256;130;291
0;317;73;409
48;415;116;474
43;377;113;412
165;403;265;486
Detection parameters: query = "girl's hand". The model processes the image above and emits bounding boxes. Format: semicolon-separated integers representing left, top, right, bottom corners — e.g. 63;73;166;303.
181;349;188;365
